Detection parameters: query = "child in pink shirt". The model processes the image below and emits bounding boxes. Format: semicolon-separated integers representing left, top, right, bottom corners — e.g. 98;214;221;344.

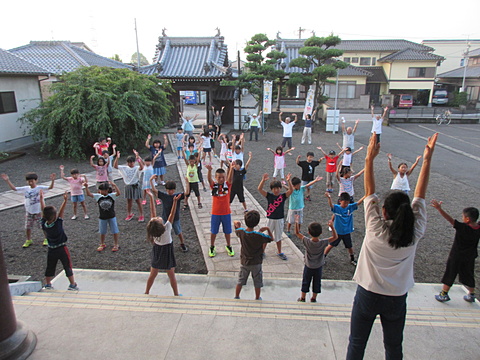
267;146;295;184
90;155;109;187
59;165;89;220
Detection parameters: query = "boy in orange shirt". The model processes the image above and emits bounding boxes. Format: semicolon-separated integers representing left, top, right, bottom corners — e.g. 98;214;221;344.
206;163;234;257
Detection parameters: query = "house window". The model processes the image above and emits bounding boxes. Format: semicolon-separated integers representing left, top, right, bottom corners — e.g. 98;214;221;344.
0;92;17;114
460;58;465;66
408;67;436;78
372;57;376;65
324;81;356;99
351;57;359;63
360;57;371;65
343;57;351;63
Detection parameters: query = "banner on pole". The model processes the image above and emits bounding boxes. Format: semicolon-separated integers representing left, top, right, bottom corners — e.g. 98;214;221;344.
263;81;273;114
303;87;315;119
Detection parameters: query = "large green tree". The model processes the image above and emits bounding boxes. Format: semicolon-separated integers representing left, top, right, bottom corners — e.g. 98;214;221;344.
20;66;172;159
131;52;150;66
287;34;348;110
233;34;286;107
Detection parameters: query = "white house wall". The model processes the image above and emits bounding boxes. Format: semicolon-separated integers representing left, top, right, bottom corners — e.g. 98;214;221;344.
0;76;42;151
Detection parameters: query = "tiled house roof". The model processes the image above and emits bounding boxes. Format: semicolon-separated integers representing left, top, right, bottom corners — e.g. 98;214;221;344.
335;40;434;52
378;48;444;62
139;36;231;80
438;67;480;78
0;48;50;75
9;41;131;74
362;66;388;82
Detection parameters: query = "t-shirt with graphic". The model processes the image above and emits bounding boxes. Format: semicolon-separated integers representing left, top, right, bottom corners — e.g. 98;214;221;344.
41;218;68;248
16;185;49;214
186;164;199;183
235;228;272;266
265;192;287;219
331;203;358;235
66;177;84;196
211;182;231;215
149;145;166;168
95;143;109;157
298;160;320;182
93;193;118;220
94;164;108;182
324;156;339;173
118;165;141;185
289;186;306;210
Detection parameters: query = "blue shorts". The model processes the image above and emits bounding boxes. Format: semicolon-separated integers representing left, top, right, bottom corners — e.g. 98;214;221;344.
301;180;313;189
177;146;183;151
211;214;232;235
99;217;119;235
154;167;167;176
71;194;85;203
173;220;182;235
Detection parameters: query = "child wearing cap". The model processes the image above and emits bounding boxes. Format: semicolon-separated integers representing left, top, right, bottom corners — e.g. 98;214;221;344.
317;146;346;193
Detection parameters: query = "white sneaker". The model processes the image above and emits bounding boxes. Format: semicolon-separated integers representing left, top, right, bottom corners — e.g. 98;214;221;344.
71;215;77;220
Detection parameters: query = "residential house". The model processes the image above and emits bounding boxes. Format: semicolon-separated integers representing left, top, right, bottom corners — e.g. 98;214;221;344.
422;39;480;74
0;48;50;151
276;39;444;108
9;41;131;100
437;48;480;109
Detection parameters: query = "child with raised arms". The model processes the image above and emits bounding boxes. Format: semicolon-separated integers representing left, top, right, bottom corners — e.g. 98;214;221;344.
145;134;168;186
59;165;88;220
230;152;252;213
387;153;422;195
267;146;295;184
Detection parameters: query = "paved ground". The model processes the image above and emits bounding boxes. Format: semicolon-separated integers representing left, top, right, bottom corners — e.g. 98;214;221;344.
11;270;480;360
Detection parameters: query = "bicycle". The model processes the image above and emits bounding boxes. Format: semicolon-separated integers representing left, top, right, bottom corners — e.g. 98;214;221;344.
435;109;451;125
241;116;269;131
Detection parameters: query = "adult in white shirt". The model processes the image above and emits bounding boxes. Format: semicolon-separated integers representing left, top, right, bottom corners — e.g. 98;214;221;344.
341;118;359;150
346;132;438;360
370;105;388;144
279;111;298;149
248;111;262;141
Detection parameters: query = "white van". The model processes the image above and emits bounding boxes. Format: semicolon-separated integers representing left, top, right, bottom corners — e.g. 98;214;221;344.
432;89;448;105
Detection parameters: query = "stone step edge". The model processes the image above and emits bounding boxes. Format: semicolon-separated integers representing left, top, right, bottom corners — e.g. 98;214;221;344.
15;291;480;318
13;296;479;328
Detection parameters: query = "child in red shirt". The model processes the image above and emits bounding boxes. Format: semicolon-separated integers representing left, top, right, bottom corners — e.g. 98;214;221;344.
317;147;346;192
206;163;234;258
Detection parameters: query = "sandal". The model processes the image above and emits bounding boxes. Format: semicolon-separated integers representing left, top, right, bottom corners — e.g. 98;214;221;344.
97;244;106;252
183;204;189;211
198;203;203;209
112;246;119;252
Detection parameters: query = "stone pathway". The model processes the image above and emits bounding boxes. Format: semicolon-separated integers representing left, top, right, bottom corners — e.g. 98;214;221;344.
169;134;304;279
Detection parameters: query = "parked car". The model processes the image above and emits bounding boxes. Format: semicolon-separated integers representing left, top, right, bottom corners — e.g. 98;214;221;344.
393;94;413;109
432;89;449;105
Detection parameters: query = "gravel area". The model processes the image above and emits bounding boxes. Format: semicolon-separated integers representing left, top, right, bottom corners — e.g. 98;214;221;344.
1;125;478;298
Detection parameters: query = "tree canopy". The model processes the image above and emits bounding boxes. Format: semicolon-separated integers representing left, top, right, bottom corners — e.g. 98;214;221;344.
20;66;172;160
287;34;348;109
131;52;150;66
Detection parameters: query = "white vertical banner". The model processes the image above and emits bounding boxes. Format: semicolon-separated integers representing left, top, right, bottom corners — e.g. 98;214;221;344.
303;86;315;119
263;81;273;114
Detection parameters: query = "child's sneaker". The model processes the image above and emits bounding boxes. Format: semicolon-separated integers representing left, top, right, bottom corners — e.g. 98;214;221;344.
464;293;476;303
435;292;451;302
43;239;48;246
277;252;288;260
350;260;357;266
22;239;33;248
141;200;147;205
43;284;54;290
160;181;166;186
68;283;79;291
198;203;203;209
225;245;235;257
84;215;90;220
138;216;145;222
310;298;317;303
125;213;135;221
209;246;216;257
71;215;77;220
177;156;181;159
180;244;189;253
285;231;292;238
156;199;161;205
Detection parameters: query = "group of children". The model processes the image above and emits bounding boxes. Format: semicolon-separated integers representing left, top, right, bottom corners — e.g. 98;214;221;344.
2;123;478;307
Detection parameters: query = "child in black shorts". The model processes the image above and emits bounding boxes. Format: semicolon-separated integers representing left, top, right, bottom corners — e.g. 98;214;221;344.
431;200;480;303
230;152;252;212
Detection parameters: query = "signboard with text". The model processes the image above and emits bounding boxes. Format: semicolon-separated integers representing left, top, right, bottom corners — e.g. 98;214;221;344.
263;81;273;114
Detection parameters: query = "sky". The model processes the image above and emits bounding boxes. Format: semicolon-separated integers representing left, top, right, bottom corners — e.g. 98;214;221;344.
2;0;479;63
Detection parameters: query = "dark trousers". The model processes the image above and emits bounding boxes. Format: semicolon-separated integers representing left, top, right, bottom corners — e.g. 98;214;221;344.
281;137;292;149
301;265;322;293
45;245;73;278
347;285;407;360
249;126;259;141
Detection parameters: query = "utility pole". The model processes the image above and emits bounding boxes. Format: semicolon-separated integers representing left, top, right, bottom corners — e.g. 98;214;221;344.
134;18;140;68
297;27;305;39
461;40;470;92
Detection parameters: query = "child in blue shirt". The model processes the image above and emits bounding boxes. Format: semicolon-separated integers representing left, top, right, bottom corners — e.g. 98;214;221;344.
324;191;364;265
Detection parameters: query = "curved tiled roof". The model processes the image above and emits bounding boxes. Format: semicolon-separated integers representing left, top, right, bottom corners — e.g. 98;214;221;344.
378;48;444;62
9;41;131;74
0;48;50;75
140;36;230;79
437;66;480;78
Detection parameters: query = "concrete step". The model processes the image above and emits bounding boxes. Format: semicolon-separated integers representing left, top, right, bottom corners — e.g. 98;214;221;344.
13;290;480;329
